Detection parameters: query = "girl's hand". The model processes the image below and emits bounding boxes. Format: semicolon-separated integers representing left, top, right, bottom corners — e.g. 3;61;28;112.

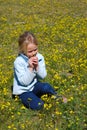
28;57;35;71
32;56;38;71
28;56;38;71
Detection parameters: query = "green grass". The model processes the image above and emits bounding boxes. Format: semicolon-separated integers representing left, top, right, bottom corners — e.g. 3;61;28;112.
0;0;87;130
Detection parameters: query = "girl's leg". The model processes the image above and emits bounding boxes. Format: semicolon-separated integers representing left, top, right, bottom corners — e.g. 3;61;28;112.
33;82;57;97
19;91;44;110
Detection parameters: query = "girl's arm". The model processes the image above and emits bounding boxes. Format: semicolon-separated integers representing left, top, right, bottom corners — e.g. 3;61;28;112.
36;55;47;79
14;59;36;86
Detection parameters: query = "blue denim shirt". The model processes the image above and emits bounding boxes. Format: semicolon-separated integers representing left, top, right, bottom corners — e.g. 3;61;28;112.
13;53;47;95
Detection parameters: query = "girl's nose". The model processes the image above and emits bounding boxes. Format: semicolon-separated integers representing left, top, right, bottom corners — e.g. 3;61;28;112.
32;51;36;57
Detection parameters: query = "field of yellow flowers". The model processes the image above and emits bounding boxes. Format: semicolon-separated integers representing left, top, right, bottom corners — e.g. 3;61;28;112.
0;0;87;130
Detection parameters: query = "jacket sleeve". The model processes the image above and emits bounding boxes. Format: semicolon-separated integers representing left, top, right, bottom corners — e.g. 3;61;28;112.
14;59;36;86
36;55;47;79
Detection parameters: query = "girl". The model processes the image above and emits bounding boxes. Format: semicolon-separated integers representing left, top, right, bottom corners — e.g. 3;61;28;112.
13;31;58;110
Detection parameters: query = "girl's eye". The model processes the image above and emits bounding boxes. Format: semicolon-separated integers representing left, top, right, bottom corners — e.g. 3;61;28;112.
28;51;32;53
34;48;37;51
28;48;37;53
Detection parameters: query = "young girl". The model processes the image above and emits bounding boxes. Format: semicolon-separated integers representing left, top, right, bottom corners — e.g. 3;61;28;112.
13;31;58;110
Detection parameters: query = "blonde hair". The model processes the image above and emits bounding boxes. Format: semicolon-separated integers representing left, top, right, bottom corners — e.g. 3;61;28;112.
18;31;38;55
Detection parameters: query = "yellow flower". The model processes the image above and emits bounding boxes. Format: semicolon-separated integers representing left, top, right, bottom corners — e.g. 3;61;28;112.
8;125;11;129
21;105;26;110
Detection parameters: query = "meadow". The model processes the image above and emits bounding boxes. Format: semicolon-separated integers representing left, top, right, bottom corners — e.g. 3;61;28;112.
0;0;87;130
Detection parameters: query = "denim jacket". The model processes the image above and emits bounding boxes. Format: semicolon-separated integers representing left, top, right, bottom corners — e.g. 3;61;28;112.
13;53;47;95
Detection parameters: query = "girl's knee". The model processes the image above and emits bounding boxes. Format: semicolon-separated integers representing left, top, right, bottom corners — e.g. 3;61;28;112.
44;83;56;95
44;83;51;89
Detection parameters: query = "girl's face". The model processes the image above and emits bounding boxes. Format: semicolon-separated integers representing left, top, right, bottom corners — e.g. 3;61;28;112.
26;43;38;58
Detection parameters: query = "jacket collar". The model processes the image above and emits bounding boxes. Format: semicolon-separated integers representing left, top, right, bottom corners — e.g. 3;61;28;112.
19;53;38;62
19;53;29;62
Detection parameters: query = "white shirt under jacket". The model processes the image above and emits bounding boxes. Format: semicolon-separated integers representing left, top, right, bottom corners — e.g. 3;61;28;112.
13;53;47;95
